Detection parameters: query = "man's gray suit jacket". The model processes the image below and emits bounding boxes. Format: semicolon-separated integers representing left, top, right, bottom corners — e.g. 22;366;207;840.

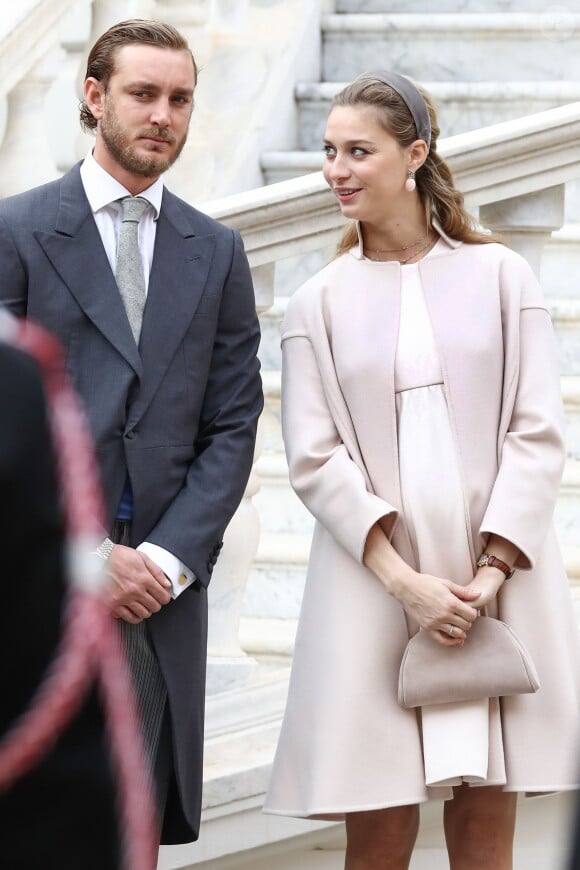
0;163;263;843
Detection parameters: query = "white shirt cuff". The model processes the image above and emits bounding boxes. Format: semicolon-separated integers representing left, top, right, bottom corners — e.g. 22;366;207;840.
137;542;195;599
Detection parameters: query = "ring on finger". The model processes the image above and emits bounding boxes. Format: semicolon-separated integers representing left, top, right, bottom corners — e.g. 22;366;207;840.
447;624;457;637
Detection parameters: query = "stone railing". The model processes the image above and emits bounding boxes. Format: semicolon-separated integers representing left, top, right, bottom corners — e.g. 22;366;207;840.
200;100;580;690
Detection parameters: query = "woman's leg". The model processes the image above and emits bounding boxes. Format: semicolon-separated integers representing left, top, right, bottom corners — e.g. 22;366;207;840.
444;784;517;870
345;804;420;870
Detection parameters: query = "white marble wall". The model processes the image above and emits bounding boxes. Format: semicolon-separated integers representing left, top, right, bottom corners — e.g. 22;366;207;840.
165;0;322;201
337;0;572;12
322;14;580;83
297;81;580;150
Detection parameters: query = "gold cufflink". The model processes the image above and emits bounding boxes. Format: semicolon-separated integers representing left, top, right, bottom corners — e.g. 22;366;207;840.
178;573;187;586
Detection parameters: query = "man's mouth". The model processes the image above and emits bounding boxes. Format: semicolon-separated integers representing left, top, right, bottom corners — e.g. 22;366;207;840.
140;131;175;145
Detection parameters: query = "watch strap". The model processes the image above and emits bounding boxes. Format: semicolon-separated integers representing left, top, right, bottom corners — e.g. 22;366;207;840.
477;552;514;580
95;537;115;561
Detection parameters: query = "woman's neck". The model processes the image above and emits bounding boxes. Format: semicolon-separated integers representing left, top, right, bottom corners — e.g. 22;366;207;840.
361;203;428;254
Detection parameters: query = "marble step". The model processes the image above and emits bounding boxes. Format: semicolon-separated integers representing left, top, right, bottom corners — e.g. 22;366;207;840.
244;531;311;621
337;0;571;11
550;296;580;375
321;14;580;82
261;149;323;183
542;224;580;296
563;377;580;460
254;452;315;535
295;81;580;150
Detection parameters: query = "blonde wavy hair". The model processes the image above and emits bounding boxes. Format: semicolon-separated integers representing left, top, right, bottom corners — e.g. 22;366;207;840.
330;77;502;257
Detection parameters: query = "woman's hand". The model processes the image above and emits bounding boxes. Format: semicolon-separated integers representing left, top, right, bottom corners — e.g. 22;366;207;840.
463;565;505;610
362;523;480;646
392;570;480;647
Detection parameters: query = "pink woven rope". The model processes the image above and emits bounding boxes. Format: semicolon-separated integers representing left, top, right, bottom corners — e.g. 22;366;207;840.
0;317;158;870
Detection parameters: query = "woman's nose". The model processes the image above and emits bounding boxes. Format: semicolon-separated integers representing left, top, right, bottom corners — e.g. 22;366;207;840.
328;155;350;181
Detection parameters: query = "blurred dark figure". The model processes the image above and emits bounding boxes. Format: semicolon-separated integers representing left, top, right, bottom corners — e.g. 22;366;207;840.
0;339;120;869
569;796;580;870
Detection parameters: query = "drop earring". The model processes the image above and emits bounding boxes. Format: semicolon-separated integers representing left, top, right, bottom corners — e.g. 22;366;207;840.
405;169;416;192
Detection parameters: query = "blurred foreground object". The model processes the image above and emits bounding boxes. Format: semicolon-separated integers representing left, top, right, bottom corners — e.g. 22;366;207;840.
0;312;157;870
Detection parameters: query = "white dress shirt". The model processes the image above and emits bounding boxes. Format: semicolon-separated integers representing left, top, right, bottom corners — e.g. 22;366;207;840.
80;151;195;599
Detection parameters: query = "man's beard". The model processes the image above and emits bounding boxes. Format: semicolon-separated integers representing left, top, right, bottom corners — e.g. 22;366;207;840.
100;99;188;178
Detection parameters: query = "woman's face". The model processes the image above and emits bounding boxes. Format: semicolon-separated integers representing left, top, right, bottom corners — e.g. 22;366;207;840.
323;105;409;224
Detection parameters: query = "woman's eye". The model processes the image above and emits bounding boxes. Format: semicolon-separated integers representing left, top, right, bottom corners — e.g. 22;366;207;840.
352;147;367;157
322;145;335;156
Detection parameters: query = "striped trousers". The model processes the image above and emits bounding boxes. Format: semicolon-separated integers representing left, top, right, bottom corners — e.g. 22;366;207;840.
111;520;173;825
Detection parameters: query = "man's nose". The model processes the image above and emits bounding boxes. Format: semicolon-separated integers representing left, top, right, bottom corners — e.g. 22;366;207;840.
149;99;172;127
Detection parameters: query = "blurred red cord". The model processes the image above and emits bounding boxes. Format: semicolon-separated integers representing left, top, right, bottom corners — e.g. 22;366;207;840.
0;314;158;870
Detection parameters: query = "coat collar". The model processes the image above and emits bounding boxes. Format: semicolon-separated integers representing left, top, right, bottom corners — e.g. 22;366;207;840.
37;164;144;378
350;217;461;260
35;165;217;426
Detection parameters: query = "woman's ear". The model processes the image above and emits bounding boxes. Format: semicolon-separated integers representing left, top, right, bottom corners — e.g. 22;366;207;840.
408;139;429;172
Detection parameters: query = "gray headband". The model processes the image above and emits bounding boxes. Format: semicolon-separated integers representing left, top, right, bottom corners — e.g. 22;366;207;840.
354;70;431;148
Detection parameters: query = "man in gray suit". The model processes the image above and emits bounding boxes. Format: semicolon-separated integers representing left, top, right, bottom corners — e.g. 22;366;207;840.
0;19;262;846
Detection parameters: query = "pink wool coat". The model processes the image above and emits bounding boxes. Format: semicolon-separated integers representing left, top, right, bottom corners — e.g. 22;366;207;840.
264;228;580;819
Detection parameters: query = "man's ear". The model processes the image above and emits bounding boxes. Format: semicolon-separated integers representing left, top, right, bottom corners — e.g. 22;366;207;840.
84;78;105;122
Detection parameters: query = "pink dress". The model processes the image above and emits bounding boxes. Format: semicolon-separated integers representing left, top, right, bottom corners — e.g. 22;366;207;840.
396;244;506;791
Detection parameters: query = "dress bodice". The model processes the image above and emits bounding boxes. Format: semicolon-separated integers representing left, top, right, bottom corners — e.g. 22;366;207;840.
394;260;443;393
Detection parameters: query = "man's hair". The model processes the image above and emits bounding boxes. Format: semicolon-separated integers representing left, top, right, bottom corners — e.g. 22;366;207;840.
79;19;197;132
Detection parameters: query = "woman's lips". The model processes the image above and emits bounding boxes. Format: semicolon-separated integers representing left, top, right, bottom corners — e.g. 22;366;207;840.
334;188;361;202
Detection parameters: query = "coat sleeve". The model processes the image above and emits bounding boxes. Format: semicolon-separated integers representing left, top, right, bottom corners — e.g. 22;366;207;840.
145;230;263;587
0;213;28;314
282;319;398;565
479;258;566;570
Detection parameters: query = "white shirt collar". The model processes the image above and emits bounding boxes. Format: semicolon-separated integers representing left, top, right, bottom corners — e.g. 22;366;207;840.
80;149;164;219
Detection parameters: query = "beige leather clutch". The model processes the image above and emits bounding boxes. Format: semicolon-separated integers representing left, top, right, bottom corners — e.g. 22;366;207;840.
398;616;540;709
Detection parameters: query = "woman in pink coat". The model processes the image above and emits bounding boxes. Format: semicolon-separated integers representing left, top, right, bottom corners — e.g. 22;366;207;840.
263;71;580;869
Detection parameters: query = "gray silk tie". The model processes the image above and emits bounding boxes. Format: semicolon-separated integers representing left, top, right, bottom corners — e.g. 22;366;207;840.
115;196;149;344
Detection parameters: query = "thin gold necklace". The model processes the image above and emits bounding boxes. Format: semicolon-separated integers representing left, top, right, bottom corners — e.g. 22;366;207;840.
364;233;435;264
364;227;429;255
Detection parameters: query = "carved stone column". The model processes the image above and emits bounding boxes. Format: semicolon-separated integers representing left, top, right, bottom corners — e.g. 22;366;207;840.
479;185;566;277
205;263;275;695
0;66;60;197
44;0;93;172
209;0;249;31
152;0;210;27
89;0;151;44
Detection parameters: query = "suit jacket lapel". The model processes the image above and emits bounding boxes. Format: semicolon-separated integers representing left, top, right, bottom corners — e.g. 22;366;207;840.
34;165;142;377
127;192;217;427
